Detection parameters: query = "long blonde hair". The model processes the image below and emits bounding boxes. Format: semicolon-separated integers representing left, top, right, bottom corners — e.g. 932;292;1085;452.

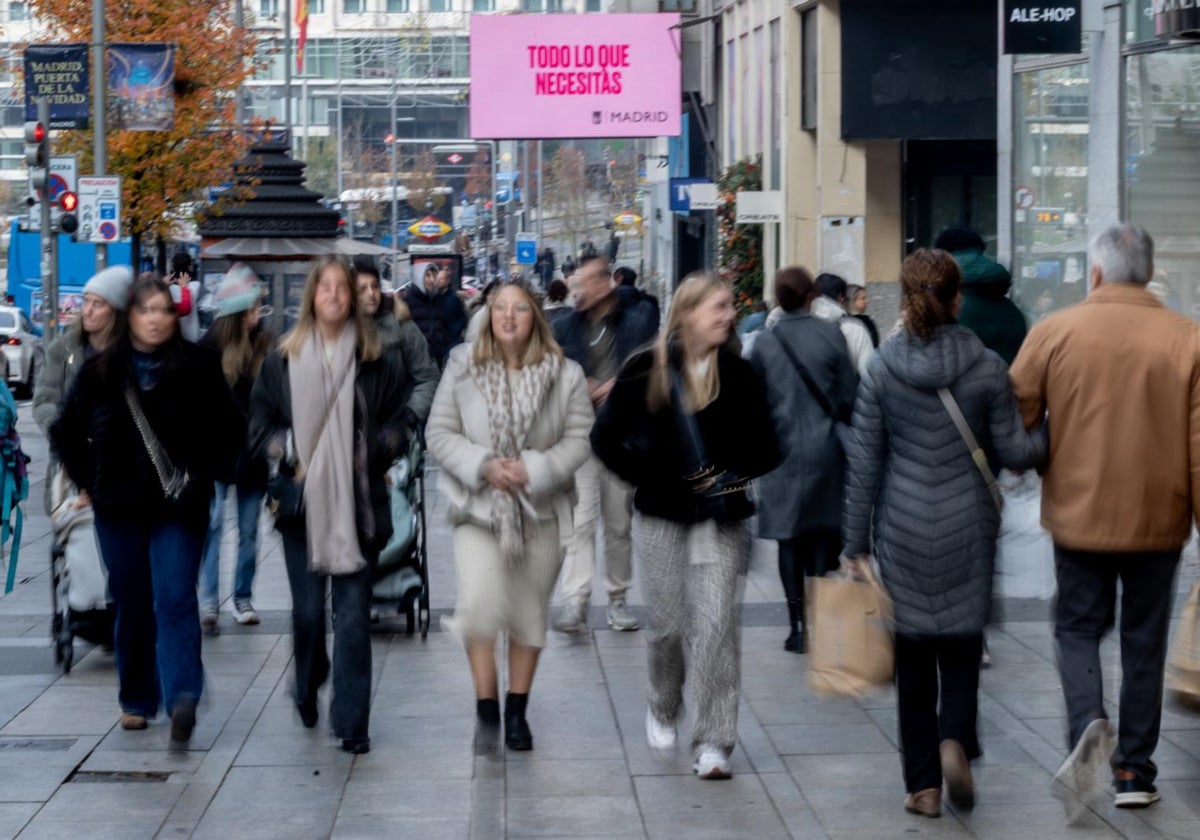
211;310;271;386
647;272;737;413
279;255;382;361
472;279;562;368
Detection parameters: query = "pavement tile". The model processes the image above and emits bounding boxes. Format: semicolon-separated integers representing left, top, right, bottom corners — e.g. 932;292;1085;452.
330;815;471;839
634;774;789;840
16;817;166;840
506;794;641;837
0;802;37;836
785;753;901;791
955;801;1124;839
504;759;633;798
0;685;122;736
803;788;970;835
32;781;182;824
232;730;356;768
191;765;350;840
763;723;894;756
758;771;830;840
337;776;471;819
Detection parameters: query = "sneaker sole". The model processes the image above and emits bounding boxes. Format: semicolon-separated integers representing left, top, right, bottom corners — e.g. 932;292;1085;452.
1052;719;1113;824
233;614;260;626
695;765;732;780
607;618;639;631
1115;791;1160;808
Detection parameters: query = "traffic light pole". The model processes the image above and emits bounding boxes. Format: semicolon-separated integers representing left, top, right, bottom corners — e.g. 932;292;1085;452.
92;0;107;271
36;98;59;334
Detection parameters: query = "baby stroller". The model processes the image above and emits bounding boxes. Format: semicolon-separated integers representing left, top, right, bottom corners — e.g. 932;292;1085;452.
48;467;112;673
371;429;430;639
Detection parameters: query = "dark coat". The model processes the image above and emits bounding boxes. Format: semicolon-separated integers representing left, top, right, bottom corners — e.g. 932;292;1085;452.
553;294;658;379
842;325;1048;636
952;249;1028;366
591;347;781;524
51;339;245;530
615;284;661;327
749;312;858;538
371;307;440;424
247;344;412;551
199;327;273;492
403;283;466;366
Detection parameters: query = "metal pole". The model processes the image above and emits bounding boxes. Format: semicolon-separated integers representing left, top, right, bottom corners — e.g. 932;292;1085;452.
37;98;58;333
284;0;293;149
92;0;106;271
390;45;399;284
234;0;245;129
536;140;544;242
522;140;530;234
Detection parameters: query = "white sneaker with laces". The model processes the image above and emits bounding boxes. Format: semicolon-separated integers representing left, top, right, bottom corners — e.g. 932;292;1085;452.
552;598;587;633
1052;717;1115;824
231;600;260;626
693;747;732;780
607;597;639;631
645;709;676;750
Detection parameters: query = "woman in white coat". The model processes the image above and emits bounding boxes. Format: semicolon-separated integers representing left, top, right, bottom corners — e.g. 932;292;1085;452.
426;278;593;752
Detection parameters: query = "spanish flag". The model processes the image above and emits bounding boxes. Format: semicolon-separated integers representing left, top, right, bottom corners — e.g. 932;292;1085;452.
296;0;309;74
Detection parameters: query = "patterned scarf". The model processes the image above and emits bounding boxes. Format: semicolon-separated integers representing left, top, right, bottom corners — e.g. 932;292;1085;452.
469;351;562;564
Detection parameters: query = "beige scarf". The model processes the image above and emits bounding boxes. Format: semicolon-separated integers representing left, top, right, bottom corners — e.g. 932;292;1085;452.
468;351;561;563
289;324;364;576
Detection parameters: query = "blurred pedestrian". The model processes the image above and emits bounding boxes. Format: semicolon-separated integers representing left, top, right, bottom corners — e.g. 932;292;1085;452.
52;276;245;744
197;265;271;634
249;255;414;755
465;279;501;343
936;228;1026;365
354;257;440;426
843;249;1047;817
542;279;572;328
814;273;874;375
404;263;467;367
614;266;660;325
551;256;658;634
846;283;880;348
592;272;780;780
167;252;202;342
425;278;593;752
1010;223;1200;814
749;267;857;653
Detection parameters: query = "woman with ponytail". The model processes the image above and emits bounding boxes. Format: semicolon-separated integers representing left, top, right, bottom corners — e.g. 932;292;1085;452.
842;249;1048;817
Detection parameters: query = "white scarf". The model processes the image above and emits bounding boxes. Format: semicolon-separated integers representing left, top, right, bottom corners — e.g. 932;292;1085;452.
289;325;364;576
468;351;562;563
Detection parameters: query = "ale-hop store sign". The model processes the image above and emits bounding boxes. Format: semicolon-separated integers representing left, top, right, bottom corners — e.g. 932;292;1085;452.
469;13;681;140
1003;0;1082;54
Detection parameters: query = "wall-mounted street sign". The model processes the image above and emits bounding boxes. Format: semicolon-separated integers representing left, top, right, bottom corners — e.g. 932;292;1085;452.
735;191;783;224
77;175;122;244
1004;0;1082;54
1156;1;1200;39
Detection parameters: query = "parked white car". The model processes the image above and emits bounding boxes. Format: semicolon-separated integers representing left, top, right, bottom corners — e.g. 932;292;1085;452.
0;306;40;398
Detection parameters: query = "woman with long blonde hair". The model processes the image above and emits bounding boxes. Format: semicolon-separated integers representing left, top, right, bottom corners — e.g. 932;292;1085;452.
426;278;593;752
249;255;413;754
592;272;779;780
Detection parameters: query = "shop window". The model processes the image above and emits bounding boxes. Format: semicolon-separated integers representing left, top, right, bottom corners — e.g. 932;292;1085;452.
1012;63;1090;320
8;2;27;22
387;0;409;11
344;0;364;13
1126;46;1200;320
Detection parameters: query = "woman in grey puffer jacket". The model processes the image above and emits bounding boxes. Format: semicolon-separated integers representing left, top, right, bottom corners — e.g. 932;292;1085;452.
843;249;1047;819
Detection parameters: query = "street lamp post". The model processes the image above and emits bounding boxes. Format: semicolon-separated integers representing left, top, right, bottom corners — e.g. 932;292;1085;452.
390;116;416;285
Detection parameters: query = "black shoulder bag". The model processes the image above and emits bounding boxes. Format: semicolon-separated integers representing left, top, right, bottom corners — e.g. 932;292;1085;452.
668;369;755;523
773;334;852;450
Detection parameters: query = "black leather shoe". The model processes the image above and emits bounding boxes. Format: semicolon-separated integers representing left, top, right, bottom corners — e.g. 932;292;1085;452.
784;628;807;654
341;738;371;755
169;694;196;746
504;693;533;751
297;696;318;729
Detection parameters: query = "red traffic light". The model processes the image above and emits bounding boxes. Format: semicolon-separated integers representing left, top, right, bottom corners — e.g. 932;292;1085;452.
24;121;44;144
59;191;78;212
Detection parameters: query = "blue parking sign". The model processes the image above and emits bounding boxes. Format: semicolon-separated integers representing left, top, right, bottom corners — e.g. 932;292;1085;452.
515;235;537;265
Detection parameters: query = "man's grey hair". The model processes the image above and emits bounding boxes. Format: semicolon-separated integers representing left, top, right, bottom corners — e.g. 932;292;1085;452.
1090;223;1154;285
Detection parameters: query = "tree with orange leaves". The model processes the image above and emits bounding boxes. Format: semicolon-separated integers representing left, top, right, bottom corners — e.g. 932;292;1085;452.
28;1;260;268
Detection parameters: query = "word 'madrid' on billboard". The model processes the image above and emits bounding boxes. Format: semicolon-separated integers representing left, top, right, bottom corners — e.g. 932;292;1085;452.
469;13;682;140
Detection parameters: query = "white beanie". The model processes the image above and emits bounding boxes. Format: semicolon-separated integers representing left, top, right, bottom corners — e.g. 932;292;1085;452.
83;265;134;311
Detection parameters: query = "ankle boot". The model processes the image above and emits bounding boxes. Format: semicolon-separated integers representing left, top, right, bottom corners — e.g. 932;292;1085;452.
504;692;533;751
783;599;807;654
475;698;501;754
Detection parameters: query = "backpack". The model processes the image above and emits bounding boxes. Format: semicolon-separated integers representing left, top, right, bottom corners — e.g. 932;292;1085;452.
0;383;29;594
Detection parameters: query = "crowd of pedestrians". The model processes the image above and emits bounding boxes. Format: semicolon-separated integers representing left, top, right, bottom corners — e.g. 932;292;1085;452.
27;221;1200;823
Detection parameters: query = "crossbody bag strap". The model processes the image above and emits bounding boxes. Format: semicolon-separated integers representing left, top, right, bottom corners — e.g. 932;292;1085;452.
124;387;188;498
774;334;839;421
936;386;1003;512
668;368;712;479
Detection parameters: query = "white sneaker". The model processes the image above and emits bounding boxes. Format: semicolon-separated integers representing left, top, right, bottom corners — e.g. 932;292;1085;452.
552;598;587;633
693;747;732;780
231;600;259;626
1052;718;1116;824
645;709;676;750
607;598;639;631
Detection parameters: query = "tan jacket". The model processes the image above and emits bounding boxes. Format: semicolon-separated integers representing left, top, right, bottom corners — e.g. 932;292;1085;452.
425;344;594;550
1009;283;1200;551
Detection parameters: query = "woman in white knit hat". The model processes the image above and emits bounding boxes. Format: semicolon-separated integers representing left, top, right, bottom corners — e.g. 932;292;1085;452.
197;264;271;633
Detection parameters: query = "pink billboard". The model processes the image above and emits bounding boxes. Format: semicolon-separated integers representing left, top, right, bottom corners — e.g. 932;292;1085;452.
469;13;682;140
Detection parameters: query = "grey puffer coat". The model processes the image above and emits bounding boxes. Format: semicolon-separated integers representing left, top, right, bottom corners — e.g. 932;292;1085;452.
842;325;1047;636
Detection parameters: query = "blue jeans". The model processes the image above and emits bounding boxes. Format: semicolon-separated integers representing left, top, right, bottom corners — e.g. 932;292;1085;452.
199;482;263;608
94;514;206;718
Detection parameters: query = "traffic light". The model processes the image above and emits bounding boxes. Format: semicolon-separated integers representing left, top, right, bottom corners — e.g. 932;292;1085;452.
58;191;78;235
24;121;47;191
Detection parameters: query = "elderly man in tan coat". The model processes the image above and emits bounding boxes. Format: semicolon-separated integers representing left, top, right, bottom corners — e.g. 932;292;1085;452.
1010;222;1200;816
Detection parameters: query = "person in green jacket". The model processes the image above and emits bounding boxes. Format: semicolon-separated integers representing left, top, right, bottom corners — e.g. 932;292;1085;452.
934;228;1027;366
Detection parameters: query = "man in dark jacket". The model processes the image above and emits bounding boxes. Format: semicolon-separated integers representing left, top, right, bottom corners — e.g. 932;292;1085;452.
403;264;466;367
551;255;657;635
613;266;660;326
935;228;1027;366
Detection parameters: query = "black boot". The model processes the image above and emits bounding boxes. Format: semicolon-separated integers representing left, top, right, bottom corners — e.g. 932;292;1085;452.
783;599;807;654
504;692;533;751
475;698;501;755
779;540;807;654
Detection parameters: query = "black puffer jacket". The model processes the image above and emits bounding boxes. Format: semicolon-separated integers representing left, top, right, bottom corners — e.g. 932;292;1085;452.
247;344;412;551
591;347;780;524
403;283;466;367
842;325;1047;636
51;339;245;530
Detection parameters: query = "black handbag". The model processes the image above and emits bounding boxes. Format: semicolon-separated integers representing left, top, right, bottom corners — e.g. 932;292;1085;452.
669;369;756;523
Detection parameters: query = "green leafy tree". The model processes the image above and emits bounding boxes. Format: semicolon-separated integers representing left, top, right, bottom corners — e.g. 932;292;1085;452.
717;156;764;315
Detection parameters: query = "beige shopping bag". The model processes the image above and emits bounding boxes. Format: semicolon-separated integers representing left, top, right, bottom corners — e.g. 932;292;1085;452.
807;563;895;698
1168;581;1200;711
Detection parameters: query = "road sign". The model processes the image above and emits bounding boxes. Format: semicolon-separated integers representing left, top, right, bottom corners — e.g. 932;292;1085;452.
27;156;78;225
78;175;122;244
1015;185;1036;210
614;212;643;227
515;233;537;265
670;178;719;212
407;215;452;242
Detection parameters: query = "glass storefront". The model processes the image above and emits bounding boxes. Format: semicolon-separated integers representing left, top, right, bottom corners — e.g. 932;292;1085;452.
1011;62;1090;319
1125;45;1200;319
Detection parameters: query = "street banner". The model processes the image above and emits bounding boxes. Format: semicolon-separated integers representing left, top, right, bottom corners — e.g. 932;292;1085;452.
469;13;681;140
23;44;90;129
107;43;176;131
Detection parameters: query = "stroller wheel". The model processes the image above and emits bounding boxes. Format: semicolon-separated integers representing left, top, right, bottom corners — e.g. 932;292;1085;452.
404;603;415;637
59;636;74;674
419;607;430;640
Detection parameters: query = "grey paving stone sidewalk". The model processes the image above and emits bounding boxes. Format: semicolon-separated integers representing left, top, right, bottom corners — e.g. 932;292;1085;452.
2;406;1200;838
